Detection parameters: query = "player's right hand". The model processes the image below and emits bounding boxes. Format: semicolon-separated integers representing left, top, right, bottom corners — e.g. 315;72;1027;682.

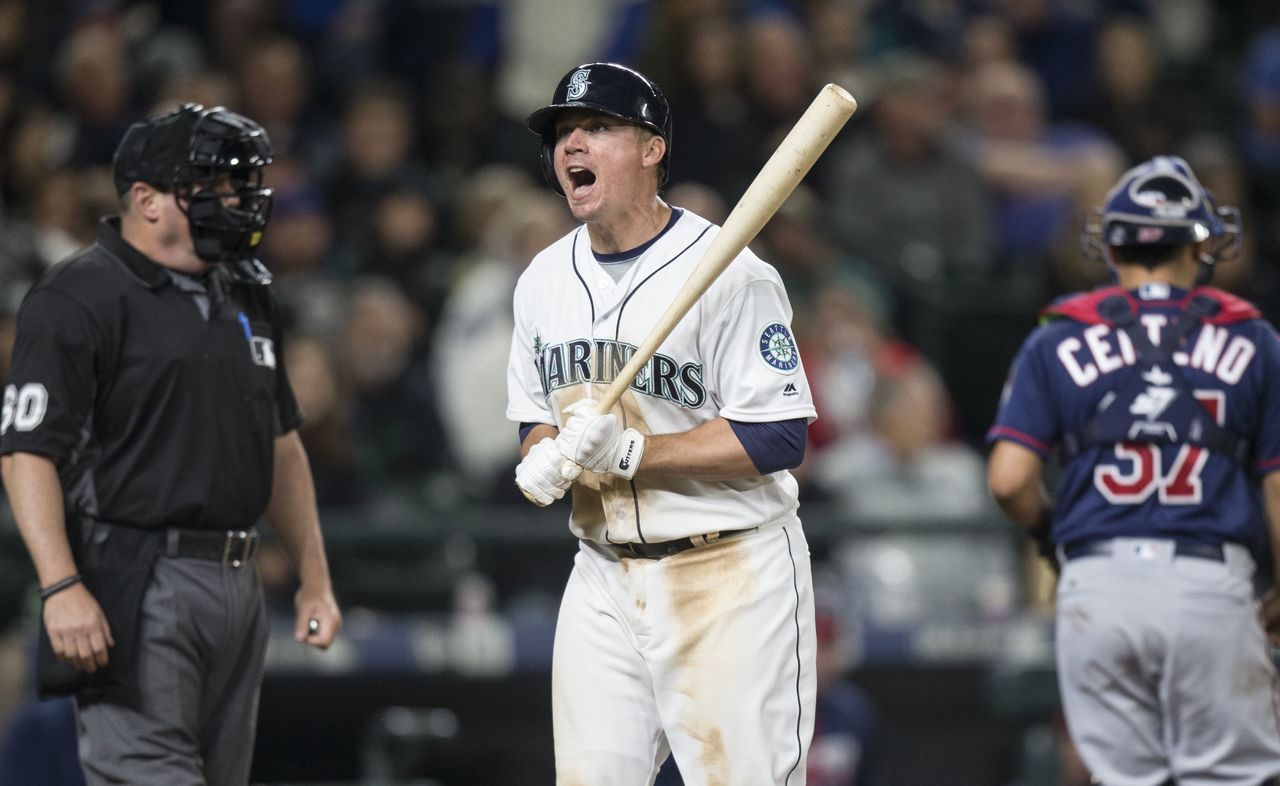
515;437;579;506
43;583;114;672
556;399;645;480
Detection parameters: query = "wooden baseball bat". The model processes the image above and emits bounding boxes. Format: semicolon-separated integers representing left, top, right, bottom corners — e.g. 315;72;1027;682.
594;83;857;414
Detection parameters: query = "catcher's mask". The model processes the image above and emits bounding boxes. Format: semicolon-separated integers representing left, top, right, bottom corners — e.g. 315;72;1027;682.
526;62;672;196
1081;155;1241;285
113;102;275;284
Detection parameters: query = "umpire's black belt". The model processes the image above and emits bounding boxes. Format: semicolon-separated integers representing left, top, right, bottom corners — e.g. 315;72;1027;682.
593;527;757;560
165;528;259;567
1062;538;1224;563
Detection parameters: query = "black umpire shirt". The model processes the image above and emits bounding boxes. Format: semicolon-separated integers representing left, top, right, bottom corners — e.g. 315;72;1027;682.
0;218;302;531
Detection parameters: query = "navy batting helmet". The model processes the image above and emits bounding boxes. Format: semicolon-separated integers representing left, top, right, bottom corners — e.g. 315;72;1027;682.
113;103;275;283
526;62;672;195
1082;155;1240;281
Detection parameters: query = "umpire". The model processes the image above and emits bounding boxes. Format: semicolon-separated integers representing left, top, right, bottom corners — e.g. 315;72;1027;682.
0;102;342;785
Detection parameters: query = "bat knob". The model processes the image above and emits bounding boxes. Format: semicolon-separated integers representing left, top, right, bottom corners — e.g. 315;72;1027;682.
519;486;551;507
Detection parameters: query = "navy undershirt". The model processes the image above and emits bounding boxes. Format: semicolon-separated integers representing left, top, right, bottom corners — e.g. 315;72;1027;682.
519;417;807;474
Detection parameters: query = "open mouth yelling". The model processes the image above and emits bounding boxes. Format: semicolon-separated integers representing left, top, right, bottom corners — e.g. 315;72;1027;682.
566;166;597;199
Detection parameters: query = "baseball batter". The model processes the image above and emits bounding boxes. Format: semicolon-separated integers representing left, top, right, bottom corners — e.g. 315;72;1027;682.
988;156;1280;786
507;63;818;785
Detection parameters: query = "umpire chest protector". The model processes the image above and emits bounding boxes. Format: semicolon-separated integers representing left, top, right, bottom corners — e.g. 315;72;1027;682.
1046;286;1256;465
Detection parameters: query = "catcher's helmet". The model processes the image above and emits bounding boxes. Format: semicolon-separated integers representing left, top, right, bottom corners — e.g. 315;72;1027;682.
1082;155;1240;282
113;103;275;283
526;62;672;195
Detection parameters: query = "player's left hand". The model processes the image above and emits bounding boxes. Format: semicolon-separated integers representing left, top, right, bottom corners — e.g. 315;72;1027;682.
294;585;342;649
557;399;645;480
516;437;580;505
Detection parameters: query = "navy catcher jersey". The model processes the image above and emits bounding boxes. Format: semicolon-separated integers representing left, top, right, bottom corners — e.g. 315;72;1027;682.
988;282;1280;553
0;219;301;531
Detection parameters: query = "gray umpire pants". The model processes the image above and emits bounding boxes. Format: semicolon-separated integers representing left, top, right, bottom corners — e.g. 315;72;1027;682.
75;551;268;786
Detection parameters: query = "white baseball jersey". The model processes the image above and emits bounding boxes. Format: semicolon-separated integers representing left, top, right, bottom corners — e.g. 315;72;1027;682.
506;207;817;544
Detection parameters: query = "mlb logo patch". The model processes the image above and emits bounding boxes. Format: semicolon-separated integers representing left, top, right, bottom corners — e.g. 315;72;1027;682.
250;336;276;368
1130;541;1160;560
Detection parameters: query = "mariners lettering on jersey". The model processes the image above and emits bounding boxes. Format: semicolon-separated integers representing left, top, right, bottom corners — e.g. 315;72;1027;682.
1055;322;1256;388
532;334;707;409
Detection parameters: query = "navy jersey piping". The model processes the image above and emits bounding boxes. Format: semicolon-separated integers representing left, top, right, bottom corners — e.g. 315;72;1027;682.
613;222;711;339
570;229;596;325
591;208;683;264
783;525;805;784
612;219;712;543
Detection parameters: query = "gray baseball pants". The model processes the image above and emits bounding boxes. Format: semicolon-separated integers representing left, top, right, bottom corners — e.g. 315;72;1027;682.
75;552;268;785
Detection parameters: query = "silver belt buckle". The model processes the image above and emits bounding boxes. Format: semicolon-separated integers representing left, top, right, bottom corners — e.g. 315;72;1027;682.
222;530;256;568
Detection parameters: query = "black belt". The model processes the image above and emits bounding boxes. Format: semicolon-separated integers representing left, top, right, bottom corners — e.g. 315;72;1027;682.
594;528;757;560
166;528;259;567
1062;538;1224;563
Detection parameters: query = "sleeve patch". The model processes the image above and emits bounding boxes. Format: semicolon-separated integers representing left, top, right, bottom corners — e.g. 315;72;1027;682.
757;322;800;374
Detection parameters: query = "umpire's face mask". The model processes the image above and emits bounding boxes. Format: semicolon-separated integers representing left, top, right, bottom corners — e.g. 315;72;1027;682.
181;170;273;267
177;109;276;284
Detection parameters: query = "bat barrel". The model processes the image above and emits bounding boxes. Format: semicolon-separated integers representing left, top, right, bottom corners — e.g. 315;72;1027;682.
595;84;857;415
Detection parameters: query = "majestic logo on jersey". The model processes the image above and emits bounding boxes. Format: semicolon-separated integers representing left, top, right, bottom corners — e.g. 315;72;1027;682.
783;382;799;397
532;336;707;409
758;323;799;373
567;69;590;100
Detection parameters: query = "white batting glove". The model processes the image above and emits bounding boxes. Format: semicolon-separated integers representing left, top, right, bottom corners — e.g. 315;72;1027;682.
515;437;581;506
556;399;645;480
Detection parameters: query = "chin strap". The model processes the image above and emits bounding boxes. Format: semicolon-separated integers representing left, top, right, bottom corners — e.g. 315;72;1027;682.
227;258;273;286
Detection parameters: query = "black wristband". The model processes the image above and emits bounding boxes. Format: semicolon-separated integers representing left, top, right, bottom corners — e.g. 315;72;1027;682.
39;573;83;601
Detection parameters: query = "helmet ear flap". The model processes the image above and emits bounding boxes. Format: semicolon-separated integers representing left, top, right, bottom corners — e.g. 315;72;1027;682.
540;138;564;196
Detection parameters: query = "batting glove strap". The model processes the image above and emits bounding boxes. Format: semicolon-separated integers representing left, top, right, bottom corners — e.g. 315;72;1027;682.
515;438;574;507
609;429;645;480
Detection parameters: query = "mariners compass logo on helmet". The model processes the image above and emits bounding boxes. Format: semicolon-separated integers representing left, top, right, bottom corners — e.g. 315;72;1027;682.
567;69;590;100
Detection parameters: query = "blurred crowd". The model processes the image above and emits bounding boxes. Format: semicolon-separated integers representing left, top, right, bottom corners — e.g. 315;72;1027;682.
3;1;1279;782
0;0;1278;521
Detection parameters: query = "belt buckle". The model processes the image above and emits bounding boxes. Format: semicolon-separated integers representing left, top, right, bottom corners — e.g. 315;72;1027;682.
222;530;256;568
